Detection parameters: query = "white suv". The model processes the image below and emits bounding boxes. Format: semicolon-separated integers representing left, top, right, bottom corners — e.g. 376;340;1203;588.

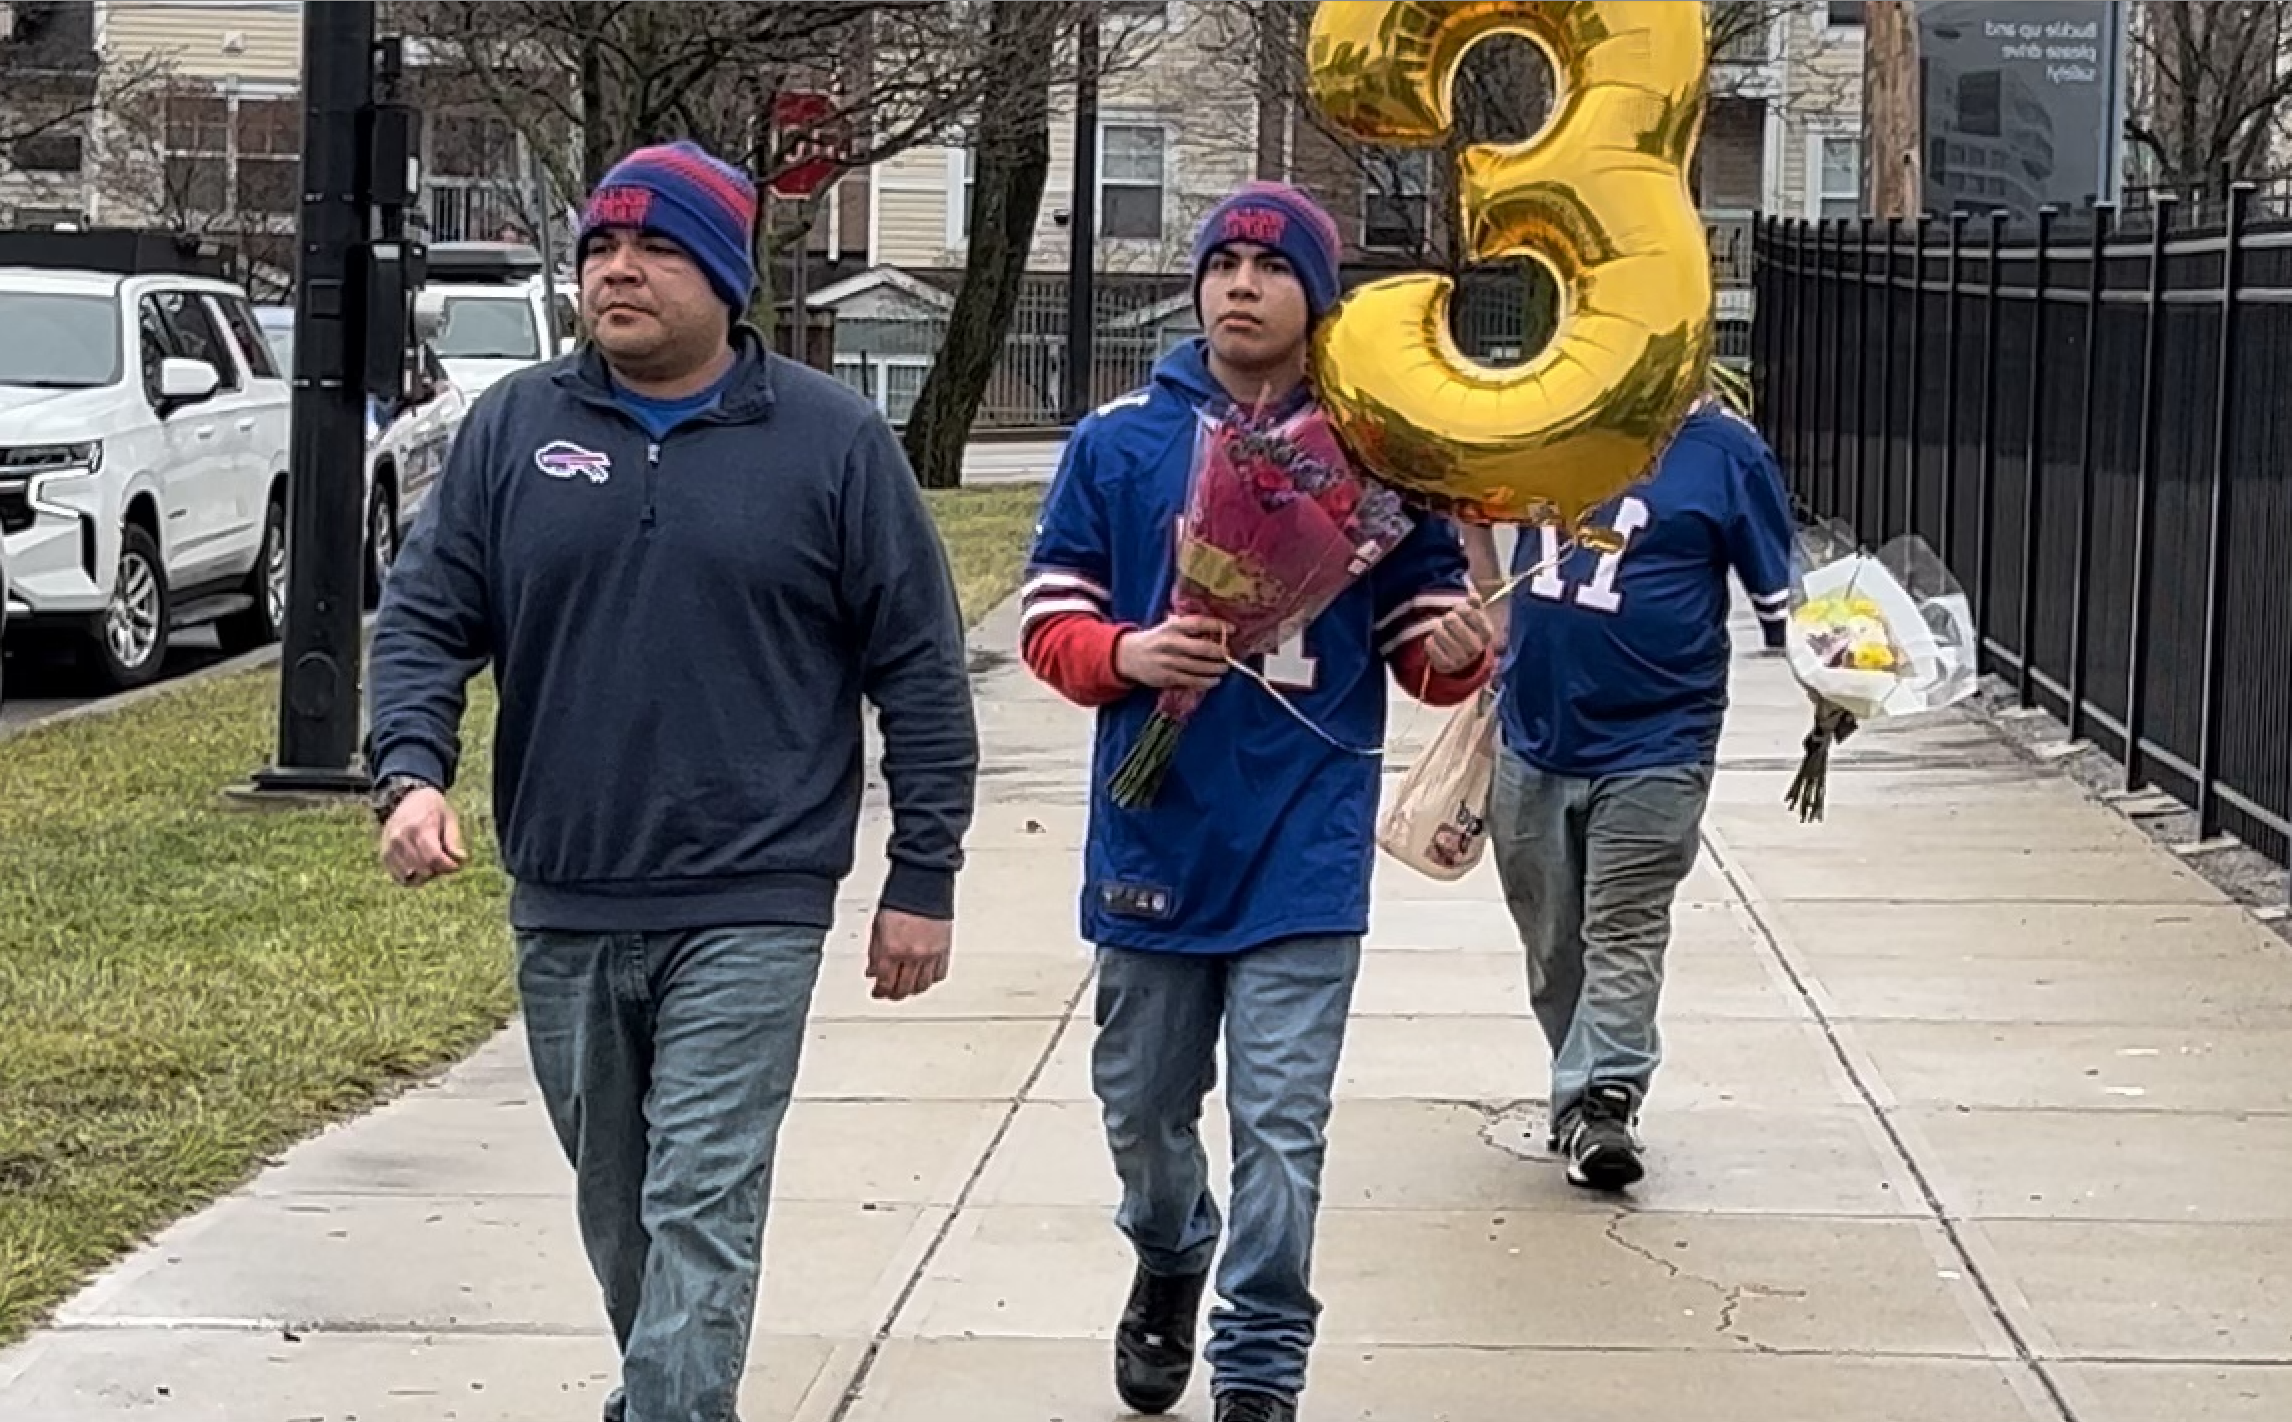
417;241;578;398
0;255;292;690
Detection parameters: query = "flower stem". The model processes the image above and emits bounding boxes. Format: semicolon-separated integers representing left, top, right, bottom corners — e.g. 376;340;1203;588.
1109;713;1183;809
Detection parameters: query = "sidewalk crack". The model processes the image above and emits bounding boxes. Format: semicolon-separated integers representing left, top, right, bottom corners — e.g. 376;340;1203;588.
1602;1212;1801;1353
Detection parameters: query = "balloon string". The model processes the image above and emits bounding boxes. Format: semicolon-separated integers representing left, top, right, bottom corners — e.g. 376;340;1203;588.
1228;535;1577;756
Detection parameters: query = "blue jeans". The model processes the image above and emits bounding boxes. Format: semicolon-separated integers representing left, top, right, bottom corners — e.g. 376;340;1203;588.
1090;934;1361;1402
1489;751;1713;1121
515;925;826;1422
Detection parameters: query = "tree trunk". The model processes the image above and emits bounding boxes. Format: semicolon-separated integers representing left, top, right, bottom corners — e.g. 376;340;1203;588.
1863;0;1923;219
899;6;1058;490
580;25;611;187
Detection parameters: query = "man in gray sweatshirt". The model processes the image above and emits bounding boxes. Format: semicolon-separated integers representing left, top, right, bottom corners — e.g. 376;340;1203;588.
366;140;979;1422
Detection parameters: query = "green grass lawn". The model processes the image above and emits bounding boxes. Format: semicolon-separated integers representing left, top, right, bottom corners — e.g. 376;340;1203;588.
0;481;1043;1346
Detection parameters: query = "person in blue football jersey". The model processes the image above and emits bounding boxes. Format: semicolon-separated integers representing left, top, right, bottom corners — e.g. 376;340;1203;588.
1020;181;1496;1422
1475;397;1798;1192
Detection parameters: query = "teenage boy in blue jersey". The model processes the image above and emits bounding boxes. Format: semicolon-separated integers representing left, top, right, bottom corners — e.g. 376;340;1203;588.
1020;182;1497;1422
1484;397;1797;1192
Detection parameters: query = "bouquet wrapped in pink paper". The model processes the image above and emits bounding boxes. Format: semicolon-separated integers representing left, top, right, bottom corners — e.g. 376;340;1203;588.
1109;401;1416;808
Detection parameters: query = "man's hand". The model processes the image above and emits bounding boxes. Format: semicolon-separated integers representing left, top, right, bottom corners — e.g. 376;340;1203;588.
1425;600;1497;675
1114;614;1232;691
867;908;952;1001
381;787;467;889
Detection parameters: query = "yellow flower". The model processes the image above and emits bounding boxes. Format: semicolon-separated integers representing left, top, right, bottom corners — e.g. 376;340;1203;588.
1849;642;1897;671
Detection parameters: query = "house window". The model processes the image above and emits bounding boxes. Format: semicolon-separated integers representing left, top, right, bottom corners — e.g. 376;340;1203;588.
1362;150;1430;250
8;205;82;229
1100;122;1165;240
12;127;84;175
161;89;300;220
1710;0;1771;63
1826;2;1864;25
233;98;298;215
164;94;232;214
1816;134;1861;221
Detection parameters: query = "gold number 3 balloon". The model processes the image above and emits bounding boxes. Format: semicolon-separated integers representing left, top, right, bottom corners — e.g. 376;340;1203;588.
1304;1;1714;548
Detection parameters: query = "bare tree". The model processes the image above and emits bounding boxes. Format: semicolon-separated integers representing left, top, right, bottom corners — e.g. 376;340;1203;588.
2124;0;2292;191
397;2;1144;325
83;82;288;298
1195;0;1845;271
899;2;1070;489
0;2;178;213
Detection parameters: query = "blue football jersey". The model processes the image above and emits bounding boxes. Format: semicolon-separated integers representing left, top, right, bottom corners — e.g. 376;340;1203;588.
1023;338;1474;956
1497;402;1797;778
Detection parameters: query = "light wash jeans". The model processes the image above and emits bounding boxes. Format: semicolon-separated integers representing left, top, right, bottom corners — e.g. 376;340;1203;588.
514;924;826;1422
1489;751;1713;1122
1090;934;1361;1402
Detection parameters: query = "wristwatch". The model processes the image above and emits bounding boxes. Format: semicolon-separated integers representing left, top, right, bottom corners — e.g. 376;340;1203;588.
371;773;436;825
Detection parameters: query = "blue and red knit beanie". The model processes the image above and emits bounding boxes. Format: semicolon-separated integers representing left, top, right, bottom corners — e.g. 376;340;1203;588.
577;140;759;313
1191;180;1343;322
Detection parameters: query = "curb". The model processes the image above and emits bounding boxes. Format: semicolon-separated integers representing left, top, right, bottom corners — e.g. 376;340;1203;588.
0;614;381;745
0;641;286;744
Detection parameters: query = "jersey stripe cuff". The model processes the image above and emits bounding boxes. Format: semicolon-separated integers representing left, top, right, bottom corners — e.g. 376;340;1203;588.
1020;596;1107;633
1373;588;1470;632
1023;569;1112;605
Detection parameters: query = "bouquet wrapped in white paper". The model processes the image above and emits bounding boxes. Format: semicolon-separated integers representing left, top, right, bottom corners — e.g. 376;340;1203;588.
1781;523;1978;821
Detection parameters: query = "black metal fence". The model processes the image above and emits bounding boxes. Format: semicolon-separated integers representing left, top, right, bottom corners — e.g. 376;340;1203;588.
1750;191;2292;885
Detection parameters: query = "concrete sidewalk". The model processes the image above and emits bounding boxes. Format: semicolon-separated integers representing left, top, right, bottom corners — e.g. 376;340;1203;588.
6;597;2292;1421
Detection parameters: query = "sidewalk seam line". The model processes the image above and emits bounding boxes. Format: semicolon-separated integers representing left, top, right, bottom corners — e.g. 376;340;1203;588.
824;962;1095;1419
1703;829;2083;1422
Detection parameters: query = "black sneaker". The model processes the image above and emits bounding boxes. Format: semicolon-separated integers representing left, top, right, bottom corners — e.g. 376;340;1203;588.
1559;1083;1645;1191
1215;1391;1298;1422
1115;1263;1208;1414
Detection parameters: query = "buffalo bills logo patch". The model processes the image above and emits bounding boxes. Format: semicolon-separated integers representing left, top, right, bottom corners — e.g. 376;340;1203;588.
534;441;613;484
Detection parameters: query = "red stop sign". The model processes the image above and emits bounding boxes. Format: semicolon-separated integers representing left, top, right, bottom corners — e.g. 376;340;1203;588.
769;91;838;199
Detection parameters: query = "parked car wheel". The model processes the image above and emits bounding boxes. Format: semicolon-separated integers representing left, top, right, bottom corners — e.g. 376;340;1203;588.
217;492;288;654
85;524;170;692
364;477;397;608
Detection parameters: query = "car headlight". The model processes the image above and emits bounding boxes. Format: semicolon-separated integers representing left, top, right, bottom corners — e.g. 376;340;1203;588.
3;442;106;518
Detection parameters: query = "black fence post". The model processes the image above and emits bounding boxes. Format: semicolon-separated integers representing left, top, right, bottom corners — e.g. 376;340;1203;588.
1852;216;1872;537
1906;212;1932;544
2195;183;2253;839
2016;205;2057;708
1760;213;1778;417
2066;204;2113;744
1941;212;1968;572
2123;193;2177;792
1878;216;1901;542
1790;220;1811;476
1824;219;1845;518
1788;220;1809;480
1976;211;2006;671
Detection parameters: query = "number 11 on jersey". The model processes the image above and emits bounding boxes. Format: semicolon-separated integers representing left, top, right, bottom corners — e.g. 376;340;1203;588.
1528;495;1650;615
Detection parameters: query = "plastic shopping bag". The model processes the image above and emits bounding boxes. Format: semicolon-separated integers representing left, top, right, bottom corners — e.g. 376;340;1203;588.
1378;686;1499;880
